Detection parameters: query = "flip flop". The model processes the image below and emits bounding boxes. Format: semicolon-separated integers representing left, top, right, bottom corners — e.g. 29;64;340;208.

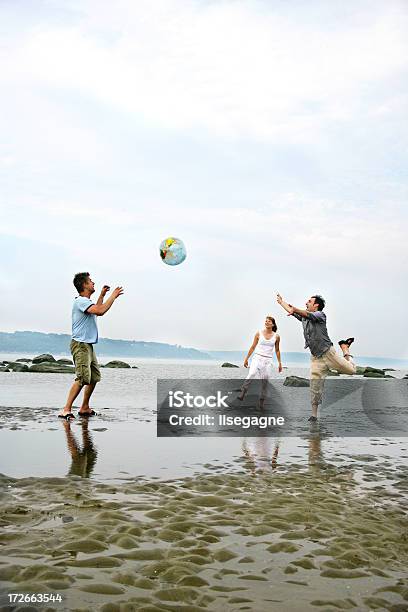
58;413;75;420
338;337;354;347
77;410;97;417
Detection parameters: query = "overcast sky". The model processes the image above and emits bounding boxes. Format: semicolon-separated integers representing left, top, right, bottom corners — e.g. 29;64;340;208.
1;0;407;358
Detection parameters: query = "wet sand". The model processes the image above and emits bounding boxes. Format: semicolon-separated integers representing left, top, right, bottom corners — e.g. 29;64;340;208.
1;366;408;610
1;456;408;611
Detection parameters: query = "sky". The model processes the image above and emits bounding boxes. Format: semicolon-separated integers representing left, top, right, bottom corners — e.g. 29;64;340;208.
0;0;407;358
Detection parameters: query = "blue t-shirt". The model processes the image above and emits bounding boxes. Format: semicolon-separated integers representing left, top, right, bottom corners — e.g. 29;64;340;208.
72;296;98;344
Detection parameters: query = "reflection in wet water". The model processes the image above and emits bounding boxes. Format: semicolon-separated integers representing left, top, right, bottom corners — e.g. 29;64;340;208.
242;438;280;473
62;419;98;478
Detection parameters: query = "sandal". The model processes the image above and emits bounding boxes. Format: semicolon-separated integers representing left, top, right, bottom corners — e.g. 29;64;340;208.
58;413;75;420
78;410;97;417
338;337;354;347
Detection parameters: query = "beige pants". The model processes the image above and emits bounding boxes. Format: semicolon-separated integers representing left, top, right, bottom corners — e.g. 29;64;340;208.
310;346;356;406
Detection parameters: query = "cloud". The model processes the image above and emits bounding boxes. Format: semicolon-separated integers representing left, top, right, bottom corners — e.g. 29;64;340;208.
0;0;407;357
2;0;408;141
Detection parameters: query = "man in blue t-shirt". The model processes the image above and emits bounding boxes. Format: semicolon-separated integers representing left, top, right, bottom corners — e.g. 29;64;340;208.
59;273;124;419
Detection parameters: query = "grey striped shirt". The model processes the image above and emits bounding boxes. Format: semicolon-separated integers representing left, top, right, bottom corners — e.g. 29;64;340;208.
293;311;332;357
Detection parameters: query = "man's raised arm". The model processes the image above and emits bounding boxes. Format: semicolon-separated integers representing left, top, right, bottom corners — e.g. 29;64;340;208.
276;293;295;314
87;287;124;316
276;293;305;320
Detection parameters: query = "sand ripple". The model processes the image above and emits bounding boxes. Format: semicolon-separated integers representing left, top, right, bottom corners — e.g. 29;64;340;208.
0;463;407;611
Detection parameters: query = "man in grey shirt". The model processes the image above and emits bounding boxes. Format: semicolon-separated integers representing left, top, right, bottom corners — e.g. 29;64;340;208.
277;293;356;421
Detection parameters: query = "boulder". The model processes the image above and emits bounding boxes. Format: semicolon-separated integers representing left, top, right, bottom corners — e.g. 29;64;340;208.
57;358;73;365
29;363;75;374
32;353;56;364
364;366;385;375
355;366;366;375
104;360;131;369
131;366;139;369
363;371;386;378
283;376;310;387
8;362;29;372
16;358;32;363
0;366;9;372
221;362;239;368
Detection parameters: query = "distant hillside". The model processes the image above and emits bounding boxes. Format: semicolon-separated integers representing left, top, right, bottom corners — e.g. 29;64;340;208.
1;331;407;368
0;331;210;359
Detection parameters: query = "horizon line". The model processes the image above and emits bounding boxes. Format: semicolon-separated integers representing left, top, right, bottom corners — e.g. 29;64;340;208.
0;329;407;363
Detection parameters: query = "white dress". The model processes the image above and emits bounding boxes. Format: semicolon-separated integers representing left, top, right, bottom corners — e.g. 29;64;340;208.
241;331;277;398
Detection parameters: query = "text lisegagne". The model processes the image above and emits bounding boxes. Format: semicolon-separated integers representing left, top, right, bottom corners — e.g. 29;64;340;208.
168;414;285;429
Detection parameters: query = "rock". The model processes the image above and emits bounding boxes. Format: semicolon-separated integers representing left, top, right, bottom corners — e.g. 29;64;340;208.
8;362;29;372
283;376;310;387
383;368;396;371
363;371;386;378
327;370;340;376
57;358;73;365
221;362;239;368
0;366;9;372
32;353;56;364
131;366;139;369
104;360;131;369
16;358;32;363
62;515;74;523
29;363;75;373
356;366;388;376
364;366;385;375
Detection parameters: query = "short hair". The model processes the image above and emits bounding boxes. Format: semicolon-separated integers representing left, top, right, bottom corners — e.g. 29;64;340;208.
311;295;325;311
73;272;90;293
266;315;278;332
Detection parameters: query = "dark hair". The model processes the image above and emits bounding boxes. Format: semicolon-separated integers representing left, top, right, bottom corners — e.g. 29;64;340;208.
311;295;325;311
73;272;90;293
266;316;278;332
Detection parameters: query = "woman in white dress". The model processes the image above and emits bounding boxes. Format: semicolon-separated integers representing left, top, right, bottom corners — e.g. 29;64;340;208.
238;316;283;406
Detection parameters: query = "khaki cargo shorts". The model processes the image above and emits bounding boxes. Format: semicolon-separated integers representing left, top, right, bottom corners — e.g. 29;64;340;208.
70;339;101;385
310;346;356;405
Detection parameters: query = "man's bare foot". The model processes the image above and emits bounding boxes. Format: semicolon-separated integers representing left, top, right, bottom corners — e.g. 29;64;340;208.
259;398;265;410
238;391;246;401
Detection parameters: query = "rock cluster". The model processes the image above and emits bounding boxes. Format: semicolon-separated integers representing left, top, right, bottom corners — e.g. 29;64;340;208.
0;354;134;373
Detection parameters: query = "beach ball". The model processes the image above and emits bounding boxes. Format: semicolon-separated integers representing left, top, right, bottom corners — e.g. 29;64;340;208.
159;237;187;266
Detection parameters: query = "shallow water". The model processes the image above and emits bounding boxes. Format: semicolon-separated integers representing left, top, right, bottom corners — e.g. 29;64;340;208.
0;361;407;610
1;364;407;479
